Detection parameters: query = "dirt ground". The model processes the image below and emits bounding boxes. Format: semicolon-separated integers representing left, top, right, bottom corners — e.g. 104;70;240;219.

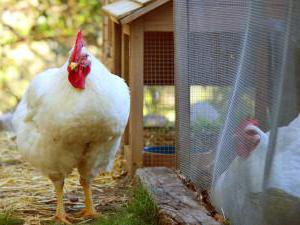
0;131;130;225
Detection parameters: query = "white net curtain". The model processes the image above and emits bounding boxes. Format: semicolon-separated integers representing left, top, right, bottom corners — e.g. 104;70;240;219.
175;0;300;224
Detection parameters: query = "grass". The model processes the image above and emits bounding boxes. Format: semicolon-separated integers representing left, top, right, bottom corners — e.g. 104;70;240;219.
90;184;159;225
223;219;231;225
0;184;158;225
0;213;23;225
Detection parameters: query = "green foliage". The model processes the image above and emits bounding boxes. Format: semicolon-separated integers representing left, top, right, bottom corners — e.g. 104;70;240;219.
191;86;255;135
223;219;231;225
191;115;223;134
143;86;175;127
126;184;159;225
0;214;23;225
90;184;159;225
0;0;103;112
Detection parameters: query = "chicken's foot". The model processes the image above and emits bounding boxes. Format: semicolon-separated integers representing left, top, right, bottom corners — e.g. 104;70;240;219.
76;177;99;218
51;179;74;224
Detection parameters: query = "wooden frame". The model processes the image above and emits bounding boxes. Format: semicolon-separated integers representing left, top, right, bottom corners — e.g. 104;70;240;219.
120;0;171;24
103;0;174;175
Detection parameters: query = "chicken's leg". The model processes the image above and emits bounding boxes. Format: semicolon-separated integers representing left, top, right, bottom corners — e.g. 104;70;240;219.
78;177;98;218
51;179;72;224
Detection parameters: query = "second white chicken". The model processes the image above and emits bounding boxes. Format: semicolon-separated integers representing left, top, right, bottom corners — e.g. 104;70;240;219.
212;115;300;225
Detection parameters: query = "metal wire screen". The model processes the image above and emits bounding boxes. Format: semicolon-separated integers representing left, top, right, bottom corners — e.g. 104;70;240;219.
143;32;176;168
175;0;300;224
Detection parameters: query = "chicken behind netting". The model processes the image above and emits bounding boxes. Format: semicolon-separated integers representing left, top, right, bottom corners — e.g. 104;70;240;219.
12;31;130;224
212;116;300;225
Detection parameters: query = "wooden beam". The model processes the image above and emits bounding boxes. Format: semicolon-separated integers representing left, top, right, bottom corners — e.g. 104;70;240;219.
136;168;221;225
129;18;144;174
120;0;171;24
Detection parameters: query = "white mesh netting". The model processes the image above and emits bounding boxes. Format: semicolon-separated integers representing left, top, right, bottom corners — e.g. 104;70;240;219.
174;0;300;224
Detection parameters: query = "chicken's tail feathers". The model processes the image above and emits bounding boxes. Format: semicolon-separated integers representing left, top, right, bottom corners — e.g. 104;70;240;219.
105;136;122;172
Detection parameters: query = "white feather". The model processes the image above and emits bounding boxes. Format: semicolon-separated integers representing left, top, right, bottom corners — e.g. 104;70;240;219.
212;115;300;225
13;47;130;180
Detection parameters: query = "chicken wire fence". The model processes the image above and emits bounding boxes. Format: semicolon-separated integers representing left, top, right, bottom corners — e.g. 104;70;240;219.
174;0;300;224
142;31;176;168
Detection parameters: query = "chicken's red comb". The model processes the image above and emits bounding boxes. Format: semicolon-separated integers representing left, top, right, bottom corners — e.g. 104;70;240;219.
245;119;259;126
236;118;259;133
70;30;84;62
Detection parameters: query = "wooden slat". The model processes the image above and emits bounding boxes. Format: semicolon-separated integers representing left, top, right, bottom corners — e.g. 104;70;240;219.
120;0;171;24
102;0;142;20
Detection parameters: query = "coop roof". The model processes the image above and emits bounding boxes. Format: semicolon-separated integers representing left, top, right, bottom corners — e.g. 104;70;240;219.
102;0;171;24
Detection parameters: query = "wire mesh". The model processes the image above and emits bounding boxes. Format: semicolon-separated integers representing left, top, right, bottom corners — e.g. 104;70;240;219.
175;0;300;224
143;31;176;168
175;0;247;189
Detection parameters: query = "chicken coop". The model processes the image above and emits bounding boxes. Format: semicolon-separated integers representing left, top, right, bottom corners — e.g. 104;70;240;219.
102;0;175;175
102;0;300;225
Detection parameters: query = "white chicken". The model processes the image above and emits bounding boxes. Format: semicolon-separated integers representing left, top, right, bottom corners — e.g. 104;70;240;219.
12;31;130;224
212;115;300;225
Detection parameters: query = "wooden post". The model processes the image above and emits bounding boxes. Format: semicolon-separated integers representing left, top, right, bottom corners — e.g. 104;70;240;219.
129;18;144;175
121;27;132;173
112;22;122;75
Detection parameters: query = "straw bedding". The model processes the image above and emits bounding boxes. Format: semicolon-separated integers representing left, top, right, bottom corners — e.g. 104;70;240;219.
0;131;130;225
